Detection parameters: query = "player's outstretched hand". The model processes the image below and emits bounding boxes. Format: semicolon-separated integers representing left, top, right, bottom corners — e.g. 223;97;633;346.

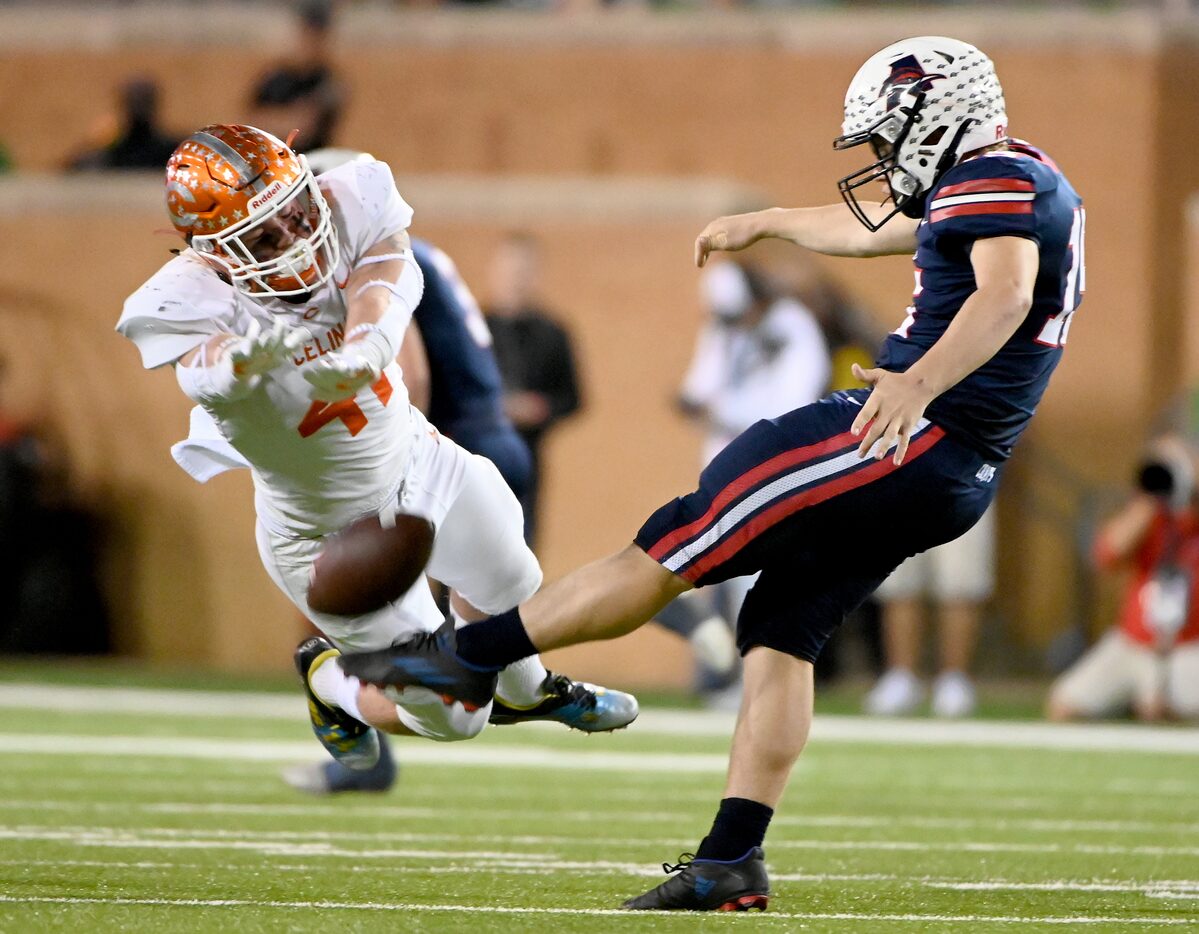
850;363;934;466
694;212;766;267
228;319;309;380
303;349;382;402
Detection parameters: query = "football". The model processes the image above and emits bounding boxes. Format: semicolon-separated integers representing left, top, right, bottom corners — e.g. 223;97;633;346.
307;511;435;617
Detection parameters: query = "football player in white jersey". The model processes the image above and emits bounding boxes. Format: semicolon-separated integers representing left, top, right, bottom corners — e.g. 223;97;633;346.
117;125;636;769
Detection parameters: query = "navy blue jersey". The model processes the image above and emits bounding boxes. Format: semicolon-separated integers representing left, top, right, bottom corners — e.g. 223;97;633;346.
875;141;1085;460
410;239;507;434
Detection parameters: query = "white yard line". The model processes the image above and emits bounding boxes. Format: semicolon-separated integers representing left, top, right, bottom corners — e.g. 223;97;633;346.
5;825;1199;858
0;894;1192;925
0;798;1195;835
2;682;1196;754
3;856;1198;899
0;764;1186;807
0;732;730;772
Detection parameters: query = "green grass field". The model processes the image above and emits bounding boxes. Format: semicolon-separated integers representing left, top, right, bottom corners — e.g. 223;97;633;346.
0;669;1196;932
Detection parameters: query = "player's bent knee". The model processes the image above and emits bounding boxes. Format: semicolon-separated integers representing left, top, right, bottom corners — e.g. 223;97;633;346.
460;555;544;617
391;689;492;741
418;707;489;742
1044;691;1081;722
1167;693;1199;721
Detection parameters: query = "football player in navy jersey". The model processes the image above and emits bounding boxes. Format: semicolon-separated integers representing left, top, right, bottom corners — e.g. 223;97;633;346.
339;37;1085;910
409;238;534;505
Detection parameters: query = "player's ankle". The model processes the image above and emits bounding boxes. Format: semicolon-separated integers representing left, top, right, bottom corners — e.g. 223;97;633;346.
310;654;365;722
695;797;774;862
456;608;536;669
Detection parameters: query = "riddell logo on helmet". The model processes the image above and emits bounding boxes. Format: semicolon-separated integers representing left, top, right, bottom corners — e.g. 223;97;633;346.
250;182;285;211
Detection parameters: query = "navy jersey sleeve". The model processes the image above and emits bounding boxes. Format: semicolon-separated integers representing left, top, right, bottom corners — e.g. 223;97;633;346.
926;155;1051;246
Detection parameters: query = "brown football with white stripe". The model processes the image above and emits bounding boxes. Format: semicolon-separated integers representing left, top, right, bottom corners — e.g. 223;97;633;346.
307;512;434;617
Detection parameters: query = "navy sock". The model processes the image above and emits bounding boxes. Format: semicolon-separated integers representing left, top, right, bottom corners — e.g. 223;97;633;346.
455;608;538;670
694;797;774;861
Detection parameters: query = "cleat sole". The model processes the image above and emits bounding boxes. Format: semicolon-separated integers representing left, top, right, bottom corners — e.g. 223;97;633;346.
718;895;769;912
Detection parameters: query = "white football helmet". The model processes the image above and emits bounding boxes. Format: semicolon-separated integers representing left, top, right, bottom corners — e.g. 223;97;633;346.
834;37;1008;230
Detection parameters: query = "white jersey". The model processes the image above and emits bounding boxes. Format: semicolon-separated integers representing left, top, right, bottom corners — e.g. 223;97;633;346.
680;297;831;466
117;160;417;537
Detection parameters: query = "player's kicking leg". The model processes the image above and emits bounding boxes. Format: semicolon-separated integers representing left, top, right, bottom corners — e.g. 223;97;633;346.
420;442;640;734
281;431;639;792
341;393;996;908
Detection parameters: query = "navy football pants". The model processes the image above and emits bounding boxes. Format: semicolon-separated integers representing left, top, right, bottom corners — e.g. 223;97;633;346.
635;391;999;662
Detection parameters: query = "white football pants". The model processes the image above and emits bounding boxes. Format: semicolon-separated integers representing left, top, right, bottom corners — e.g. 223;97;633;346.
256;417;542;740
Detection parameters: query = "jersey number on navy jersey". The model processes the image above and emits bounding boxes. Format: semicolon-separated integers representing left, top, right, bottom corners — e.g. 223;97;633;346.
1035;208;1086;347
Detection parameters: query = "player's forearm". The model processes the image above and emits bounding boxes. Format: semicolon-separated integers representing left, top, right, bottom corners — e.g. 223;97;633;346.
337;232;424;375
903;284;1031;400
343;232;415;332
753;205;917;258
175;334;252;404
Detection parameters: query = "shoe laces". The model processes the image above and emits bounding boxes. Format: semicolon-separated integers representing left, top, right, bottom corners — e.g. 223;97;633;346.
391;629;441;653
662;853;695;874
545;673;597;710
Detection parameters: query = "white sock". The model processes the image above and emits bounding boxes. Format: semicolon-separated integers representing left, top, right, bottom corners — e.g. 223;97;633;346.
496;654;550;706
309;654;366;724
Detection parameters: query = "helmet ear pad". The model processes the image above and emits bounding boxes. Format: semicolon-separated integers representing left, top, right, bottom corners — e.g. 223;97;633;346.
898;119;976;219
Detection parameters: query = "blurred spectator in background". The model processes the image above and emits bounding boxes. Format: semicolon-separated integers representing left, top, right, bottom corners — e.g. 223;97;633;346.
782;264;884;393
1047;432;1199;722
248;0;344;152
65;77;179;171
654;259;830;705
863;508;996;718
484;231;582;546
0;358;109;654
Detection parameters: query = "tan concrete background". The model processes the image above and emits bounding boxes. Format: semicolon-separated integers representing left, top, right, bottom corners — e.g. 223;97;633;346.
0;8;1195;681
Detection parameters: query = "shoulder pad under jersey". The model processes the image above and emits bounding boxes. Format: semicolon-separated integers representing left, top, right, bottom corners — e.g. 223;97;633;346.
116;252;238;369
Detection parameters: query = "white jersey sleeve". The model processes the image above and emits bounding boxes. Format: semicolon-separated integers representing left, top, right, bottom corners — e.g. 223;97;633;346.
118;162;420;538
320;159;414;267
116;252;238;369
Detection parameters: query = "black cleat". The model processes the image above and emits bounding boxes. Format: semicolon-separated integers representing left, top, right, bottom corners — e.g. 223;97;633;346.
338;620;499;712
489;672;639;732
282;731;398;795
295;636;380;770
621;848;770;912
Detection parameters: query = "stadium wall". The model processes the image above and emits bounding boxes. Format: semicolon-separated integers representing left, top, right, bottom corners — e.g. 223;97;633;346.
0;8;1195;680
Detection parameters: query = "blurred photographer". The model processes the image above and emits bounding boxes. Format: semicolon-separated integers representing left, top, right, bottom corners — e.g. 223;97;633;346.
1047;435;1199;722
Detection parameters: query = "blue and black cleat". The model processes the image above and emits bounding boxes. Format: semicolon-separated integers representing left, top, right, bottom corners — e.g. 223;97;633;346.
489;672;639;732
621;848;770;912
338;620;499;712
295;636;380;770
282;731;398;795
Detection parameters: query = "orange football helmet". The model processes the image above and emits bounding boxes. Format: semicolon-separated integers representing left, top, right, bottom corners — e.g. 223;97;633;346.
164;124;340;297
